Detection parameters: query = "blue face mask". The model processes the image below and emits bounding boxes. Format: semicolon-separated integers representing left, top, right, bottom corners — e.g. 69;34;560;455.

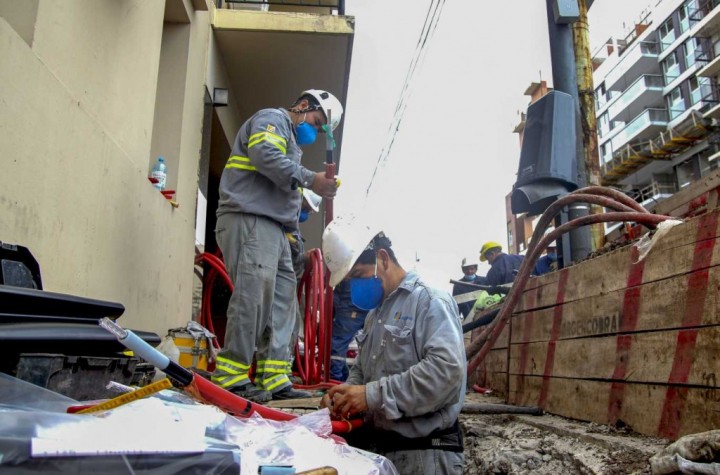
547;252;557;261
295;120;317;146
299;209;310;223
350;262;384;311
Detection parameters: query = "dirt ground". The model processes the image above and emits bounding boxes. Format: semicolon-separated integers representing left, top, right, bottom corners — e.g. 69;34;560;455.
461;393;668;475
269;392;670;474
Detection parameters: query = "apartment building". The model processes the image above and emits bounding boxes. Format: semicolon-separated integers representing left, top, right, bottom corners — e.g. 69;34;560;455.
0;0;354;336
594;0;720;225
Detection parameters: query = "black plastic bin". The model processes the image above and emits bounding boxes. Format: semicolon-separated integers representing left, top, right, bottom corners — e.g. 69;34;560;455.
14;354;138;401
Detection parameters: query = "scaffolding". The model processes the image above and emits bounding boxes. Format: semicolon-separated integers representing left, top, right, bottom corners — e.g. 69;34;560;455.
601;110;713;185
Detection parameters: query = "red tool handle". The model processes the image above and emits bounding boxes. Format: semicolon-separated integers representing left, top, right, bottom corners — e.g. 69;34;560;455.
324;162;335;226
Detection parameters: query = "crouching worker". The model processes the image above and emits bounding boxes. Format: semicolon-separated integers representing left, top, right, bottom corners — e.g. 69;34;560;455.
320;215;466;475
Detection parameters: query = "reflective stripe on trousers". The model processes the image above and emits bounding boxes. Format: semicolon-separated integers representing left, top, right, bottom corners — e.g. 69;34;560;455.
214;212;297;393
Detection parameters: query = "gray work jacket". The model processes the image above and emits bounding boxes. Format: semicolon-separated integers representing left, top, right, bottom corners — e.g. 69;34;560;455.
217;108;316;230
347;271;467;438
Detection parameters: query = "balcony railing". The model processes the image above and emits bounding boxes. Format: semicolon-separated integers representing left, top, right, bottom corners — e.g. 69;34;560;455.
699;78;720;103
610;108;669;152
628;181;677;204
604;41;660;91
220;0;344;14
689;0;720;22
608;75;664;119
596;90;621;111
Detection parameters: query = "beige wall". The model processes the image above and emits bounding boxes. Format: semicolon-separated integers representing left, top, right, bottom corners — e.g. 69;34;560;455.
0;0;39;46
0;1;210;337
206;30;244;146
151;22;191;192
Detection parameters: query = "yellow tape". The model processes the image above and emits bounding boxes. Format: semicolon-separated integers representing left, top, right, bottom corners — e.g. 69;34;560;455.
76;378;174;414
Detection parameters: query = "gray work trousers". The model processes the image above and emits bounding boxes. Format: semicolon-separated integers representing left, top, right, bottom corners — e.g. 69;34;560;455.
385;449;464;475
214;212;297;393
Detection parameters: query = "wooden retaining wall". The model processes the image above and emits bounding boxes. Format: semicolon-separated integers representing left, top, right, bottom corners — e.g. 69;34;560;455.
474;208;720;440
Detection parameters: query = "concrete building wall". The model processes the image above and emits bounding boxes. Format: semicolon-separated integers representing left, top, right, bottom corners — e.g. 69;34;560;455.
0;0;39;46
0;1;210;337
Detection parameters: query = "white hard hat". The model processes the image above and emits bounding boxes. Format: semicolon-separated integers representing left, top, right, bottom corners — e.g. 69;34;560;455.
322;214;379;288
301;188;322;212
461;257;478;267
303;89;343;131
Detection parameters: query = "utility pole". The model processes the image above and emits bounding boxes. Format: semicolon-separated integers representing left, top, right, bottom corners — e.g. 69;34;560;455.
545;0;592;262
572;0;604;251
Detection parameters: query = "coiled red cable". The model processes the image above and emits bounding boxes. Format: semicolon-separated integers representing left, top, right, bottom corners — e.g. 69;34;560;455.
196;249;338;385
295;248;335;385
195;251;230;349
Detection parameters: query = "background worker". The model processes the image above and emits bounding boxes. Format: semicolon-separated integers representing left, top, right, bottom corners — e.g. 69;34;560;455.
321;216;466;474
480;241;524;287
213;89;343;403
329;279;369;381
451;257;487;318
533;244;558;276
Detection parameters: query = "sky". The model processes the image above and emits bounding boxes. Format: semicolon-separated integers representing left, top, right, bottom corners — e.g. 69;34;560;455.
335;0;654;291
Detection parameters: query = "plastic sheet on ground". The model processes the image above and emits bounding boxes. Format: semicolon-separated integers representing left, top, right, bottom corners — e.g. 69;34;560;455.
0;373;396;474
224;409;397;475
650;430;720;474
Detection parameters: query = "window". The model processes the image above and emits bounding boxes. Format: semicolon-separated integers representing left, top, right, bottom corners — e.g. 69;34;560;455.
662;51;681;84
600;143;613;163
676;157;699;189
689;76;711;105
595;82;607;109
684;37;701;68
598;112;610;138
667;86;686;119
699;153;718;177
684;0;699;21
679;4;690;33
659;18;676;50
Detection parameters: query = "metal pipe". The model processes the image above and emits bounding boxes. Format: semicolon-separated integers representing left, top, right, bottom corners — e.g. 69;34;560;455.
545;0;592;261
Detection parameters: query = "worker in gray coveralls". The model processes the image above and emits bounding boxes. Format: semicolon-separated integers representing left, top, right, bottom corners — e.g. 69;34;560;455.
213;89;343;403
321;215;466;474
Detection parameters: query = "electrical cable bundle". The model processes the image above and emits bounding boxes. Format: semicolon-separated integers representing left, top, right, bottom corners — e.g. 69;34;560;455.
465;186;679;375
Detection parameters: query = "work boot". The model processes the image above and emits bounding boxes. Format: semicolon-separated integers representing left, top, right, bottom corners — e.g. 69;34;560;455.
230;383;272;403
271;386;312;400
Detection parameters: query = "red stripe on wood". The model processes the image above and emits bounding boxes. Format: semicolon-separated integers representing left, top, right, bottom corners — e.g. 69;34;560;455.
514;287;538;405
537;269;569;408
608;247;645;424
659;211;719;439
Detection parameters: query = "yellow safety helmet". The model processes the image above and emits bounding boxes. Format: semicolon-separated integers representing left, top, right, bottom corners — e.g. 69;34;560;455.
480;241;503;262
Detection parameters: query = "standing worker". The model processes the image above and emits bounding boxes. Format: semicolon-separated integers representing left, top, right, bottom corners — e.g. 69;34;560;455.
480;241;524;287
451;257;487;318
214;89;343;403
321;216;466;474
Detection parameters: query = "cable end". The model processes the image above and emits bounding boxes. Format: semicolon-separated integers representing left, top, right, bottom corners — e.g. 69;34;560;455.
99;317;128;340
